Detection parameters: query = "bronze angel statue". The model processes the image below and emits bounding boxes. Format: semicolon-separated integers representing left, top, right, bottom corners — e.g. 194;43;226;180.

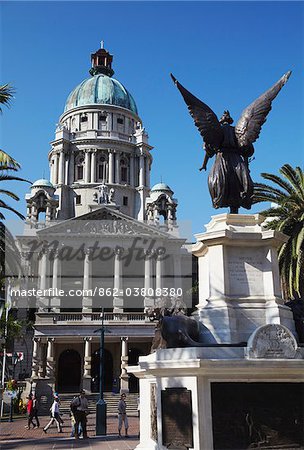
171;71;291;213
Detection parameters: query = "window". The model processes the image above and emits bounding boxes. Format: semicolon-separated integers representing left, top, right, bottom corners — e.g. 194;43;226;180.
99;115;107;122
97;155;108;182
81;114;88;122
76;195;81;205
120;158;128;183
75;156;84;181
77;165;83;180
117;117;124;125
123;196;128;206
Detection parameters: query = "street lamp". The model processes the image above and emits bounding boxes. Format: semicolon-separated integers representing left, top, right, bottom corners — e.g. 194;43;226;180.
9;352;19;422
94;308;108;435
0;298;4;318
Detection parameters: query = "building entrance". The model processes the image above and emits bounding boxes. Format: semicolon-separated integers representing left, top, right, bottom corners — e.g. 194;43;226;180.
57;349;81;393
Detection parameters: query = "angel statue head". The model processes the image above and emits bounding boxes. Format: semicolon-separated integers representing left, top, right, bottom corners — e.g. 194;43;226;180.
219;110;233;125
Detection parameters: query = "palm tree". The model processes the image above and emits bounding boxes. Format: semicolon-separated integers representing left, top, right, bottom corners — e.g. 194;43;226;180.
253;164;304;300
0;83;30;219
0;84;30;291
0;84;14;111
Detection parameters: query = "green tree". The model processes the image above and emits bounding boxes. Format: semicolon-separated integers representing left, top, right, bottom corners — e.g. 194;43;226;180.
0;84;30;220
253;164;304;299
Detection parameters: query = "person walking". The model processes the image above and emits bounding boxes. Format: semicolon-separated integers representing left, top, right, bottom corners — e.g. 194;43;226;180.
43;396;62;433
32;394;40;428
70;389;89;439
25;394;35;429
118;393;129;438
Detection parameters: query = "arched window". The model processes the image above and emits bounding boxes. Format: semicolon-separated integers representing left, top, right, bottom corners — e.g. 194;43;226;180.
75;155;85;181
97;154;108;182
120;157;128;184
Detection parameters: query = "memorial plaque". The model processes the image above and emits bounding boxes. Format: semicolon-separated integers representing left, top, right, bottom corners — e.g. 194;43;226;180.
161;387;193;449
247;324;300;359
211;382;304;449
150;383;158;442
227;247;265;296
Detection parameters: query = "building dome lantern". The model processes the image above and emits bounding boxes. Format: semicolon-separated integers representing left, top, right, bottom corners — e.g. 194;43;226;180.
64;44;138;114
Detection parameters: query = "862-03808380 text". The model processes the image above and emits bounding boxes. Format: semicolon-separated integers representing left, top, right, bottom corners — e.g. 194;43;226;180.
9;287;184;298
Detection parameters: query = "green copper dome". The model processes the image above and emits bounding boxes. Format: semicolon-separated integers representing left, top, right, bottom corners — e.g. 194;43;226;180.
32;179;54;188
64;74;138;114
151;183;173;193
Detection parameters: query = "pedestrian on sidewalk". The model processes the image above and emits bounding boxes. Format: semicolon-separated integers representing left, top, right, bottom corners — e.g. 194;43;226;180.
118;393;129;438
70;389;89;439
25;394;36;429
32;393;40;428
70;411;83;438
43;396;62;433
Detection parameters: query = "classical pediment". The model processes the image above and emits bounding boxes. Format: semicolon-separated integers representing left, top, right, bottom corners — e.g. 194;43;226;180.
37;206;172;239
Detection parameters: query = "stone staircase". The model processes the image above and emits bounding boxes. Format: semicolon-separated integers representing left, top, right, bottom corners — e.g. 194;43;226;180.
58;392;139;417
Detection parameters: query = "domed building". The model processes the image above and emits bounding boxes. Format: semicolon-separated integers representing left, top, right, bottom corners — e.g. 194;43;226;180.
16;45;190;404
48;44;152;221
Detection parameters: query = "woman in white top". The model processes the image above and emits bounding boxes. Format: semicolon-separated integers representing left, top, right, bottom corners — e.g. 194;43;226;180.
43;397;63;433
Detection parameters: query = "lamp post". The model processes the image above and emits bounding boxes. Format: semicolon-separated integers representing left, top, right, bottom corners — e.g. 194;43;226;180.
9;352;19;422
94;308;107;435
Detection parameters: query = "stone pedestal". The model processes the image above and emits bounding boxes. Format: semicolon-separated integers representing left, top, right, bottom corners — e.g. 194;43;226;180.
130;326;304;450
192;213;295;343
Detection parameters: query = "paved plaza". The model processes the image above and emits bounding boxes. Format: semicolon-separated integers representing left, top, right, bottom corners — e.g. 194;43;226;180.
0;415;139;449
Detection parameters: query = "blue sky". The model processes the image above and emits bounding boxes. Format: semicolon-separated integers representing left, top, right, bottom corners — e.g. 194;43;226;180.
1;1;303;238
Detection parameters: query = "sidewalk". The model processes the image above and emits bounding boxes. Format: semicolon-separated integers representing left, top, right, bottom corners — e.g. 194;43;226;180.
0;414;139;449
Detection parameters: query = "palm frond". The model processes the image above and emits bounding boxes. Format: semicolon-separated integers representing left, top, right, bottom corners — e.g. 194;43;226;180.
0;84;15;112
0;200;25;220
0;189;20;201
0;174;31;183
0;150;20;169
280;164;304;200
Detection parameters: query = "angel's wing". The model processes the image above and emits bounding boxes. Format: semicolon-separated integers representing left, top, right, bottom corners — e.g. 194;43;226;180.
171;74;223;149
235;71;291;147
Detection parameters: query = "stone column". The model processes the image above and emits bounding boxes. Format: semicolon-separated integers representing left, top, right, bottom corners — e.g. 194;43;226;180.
129;155;135;187
91;150;96;183
64;153;69;186
115;151;120;184
109;150;114;184
83;337;92;392
173;253;182;291
31;338;40;378
139;154;145;186
156;249;164;296
46;338;55;379
58;151;65;184
45;205;52;223
145;157;150;188
113;248;124;312
50;159;54;185
38;341;46;378
51;251;61;312
39;249;49;309
69;151;75;185
88;112;93;130
83;248;92;312
53;153;59;185
144;250;154;310
120;337;129;393
85;150;91;183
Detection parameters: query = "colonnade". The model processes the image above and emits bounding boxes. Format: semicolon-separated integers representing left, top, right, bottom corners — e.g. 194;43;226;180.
38;246;182;313
50;148;150;188
31;335;131;393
